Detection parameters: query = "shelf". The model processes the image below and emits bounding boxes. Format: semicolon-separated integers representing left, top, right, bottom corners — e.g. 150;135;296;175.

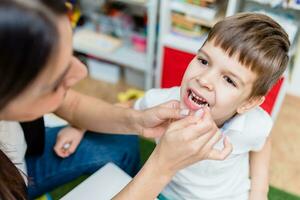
170;1;218;22
161;33;207;54
73;30;147;72
287;2;300;10
185;14;222;28
248;0;300;10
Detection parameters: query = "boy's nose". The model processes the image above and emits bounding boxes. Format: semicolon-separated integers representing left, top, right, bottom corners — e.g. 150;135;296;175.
196;73;214;91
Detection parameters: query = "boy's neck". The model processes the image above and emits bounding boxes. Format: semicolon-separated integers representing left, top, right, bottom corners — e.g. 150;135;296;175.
216;112;238;128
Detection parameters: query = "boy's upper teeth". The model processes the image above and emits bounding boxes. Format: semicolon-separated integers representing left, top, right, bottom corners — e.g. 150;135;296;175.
191;90;206;102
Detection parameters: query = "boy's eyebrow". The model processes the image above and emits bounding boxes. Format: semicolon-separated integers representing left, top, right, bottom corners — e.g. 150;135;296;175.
197;49;212;63
225;70;246;86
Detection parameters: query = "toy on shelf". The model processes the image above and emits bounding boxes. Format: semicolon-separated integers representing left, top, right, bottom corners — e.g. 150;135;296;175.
131;33;147;52
171;11;210;39
73;29;122;53
65;1;82;28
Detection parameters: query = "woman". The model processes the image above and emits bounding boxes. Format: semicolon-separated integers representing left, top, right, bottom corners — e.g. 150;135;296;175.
0;0;232;199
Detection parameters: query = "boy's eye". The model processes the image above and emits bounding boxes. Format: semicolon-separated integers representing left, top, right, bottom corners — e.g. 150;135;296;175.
197;58;209;66
224;76;237;87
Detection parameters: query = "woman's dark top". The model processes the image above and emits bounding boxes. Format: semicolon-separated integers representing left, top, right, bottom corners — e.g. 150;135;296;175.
20;117;45;156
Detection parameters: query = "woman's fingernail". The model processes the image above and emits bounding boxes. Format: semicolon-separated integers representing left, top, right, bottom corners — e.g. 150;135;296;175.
180;109;190;116
195;109;204;117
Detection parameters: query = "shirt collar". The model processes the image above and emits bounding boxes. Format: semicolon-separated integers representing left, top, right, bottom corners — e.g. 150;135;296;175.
221;113;246;133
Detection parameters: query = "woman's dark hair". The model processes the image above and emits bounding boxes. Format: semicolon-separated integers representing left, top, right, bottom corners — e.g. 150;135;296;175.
0;0;67;199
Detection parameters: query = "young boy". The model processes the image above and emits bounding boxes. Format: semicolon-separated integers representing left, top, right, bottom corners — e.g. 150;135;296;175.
133;13;289;200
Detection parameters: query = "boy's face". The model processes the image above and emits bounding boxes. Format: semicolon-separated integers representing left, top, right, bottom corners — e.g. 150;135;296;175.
180;41;263;127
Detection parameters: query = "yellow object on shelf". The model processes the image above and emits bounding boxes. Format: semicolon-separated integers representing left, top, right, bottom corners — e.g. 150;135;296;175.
118;89;144;103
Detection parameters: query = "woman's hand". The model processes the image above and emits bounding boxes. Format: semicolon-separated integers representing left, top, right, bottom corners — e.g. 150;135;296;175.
134;100;187;138
151;106;232;175
113;107;232;200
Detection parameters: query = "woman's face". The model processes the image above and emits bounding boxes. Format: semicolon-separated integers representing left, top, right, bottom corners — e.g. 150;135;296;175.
0;15;87;121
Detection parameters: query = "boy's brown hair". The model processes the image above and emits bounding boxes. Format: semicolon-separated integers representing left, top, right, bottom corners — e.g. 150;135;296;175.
206;12;290;97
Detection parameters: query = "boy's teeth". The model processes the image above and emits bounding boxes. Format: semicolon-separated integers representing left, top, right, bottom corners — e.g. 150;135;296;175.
188;90;209;107
191;91;206;102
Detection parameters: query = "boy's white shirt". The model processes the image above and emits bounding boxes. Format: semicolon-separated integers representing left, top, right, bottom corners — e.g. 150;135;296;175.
134;87;273;200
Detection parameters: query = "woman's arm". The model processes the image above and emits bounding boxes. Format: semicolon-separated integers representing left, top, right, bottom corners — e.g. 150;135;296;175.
249;137;271;200
54;89;182;136
114;108;232;200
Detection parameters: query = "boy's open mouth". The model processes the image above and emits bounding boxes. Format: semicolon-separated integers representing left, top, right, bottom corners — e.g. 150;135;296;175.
188;89;210;107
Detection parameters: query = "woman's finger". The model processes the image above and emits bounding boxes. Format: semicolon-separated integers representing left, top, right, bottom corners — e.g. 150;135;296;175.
206;136;233;160
181;107;216;140
153;100;193;121
159;100;181;109
177;122;212;142
167;114;203;132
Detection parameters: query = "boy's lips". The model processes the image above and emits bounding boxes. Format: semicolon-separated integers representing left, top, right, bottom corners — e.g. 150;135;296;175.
183;88;210;111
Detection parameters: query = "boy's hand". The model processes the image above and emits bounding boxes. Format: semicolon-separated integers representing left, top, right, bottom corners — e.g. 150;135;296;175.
54;126;85;158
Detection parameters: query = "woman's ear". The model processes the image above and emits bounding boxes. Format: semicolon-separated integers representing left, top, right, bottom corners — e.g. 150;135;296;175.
237;96;265;114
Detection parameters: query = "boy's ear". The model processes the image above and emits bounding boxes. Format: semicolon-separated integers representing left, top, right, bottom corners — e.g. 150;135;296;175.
237;96;265;114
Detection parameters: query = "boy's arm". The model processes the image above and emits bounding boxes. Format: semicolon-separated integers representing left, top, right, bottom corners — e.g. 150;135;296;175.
249;137;271;200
